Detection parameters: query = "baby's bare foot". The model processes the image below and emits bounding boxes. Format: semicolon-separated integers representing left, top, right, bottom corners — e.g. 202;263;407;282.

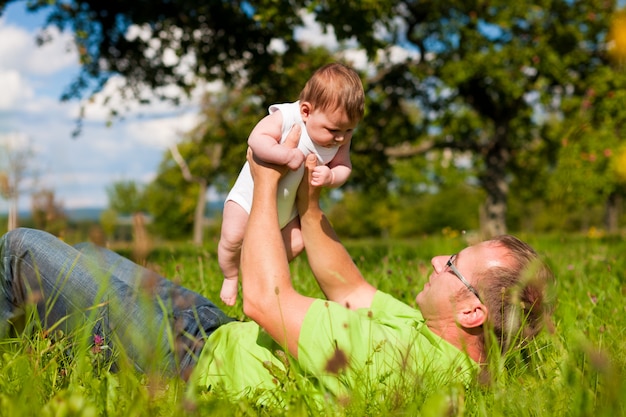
220;278;239;306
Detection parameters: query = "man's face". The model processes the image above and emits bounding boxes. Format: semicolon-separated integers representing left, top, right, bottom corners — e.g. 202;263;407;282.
415;242;510;322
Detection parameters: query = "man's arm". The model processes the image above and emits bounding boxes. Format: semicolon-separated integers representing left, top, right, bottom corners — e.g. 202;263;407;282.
297;153;377;310
240;124;314;358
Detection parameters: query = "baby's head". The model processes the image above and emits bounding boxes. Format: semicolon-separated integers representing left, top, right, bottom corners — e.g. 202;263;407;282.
300;63;364;123
299;63;365;147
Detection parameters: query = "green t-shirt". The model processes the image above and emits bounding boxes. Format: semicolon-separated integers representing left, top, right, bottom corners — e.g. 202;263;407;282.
187;291;478;402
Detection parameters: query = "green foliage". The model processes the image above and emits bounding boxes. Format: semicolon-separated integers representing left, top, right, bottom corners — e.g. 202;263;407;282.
316;0;620;233
143;150;199;240
545;61;626;231
329;151;484;238
106;180;146;215
99;208;118;240
328;186;484;239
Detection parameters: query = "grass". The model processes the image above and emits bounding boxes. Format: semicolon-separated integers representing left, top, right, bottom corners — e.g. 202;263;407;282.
1;232;625;416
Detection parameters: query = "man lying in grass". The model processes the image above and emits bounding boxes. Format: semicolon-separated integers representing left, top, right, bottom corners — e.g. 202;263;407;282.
0;125;554;406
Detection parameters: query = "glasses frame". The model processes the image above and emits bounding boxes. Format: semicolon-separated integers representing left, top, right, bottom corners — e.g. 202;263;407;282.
445;255;482;301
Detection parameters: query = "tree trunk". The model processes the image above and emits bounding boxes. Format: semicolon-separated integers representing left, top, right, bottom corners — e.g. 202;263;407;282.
132;212;151;265
605;191;622;233
193;178;208;246
479;126;509;238
8;195;18;231
169;143;207;246
479;194;507;238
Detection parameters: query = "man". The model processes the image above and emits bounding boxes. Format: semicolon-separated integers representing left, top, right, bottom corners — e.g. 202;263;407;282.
229;124;554;398
0;125;554;405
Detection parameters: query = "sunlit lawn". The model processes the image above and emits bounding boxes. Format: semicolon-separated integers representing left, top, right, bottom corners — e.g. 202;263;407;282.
0;232;624;416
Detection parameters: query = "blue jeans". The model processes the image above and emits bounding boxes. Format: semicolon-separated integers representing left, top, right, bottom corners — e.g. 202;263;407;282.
0;228;234;379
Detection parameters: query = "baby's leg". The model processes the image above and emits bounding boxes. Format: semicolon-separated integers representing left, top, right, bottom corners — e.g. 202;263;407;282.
217;201;249;306
281;217;304;261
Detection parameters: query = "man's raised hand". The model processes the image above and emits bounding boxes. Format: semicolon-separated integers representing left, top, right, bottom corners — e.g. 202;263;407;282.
247;124;302;180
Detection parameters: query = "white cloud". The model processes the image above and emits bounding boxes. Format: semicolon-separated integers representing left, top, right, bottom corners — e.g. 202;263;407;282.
25;29;77;75
125;23;153;42
0;19;76;75
0;21;34;71
0;131;30;149
374;44;420;66
268;38;287;54
339;49;368;71
0;70;33;109
78;74;209;123
127;112;201;148
295;12;339;50
0;19;75;112
22;94;69;114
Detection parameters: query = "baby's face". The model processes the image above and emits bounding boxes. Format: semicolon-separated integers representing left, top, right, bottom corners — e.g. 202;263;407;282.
301;105;358;148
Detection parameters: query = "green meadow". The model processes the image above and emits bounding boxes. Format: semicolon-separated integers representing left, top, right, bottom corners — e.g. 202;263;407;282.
0;232;624;416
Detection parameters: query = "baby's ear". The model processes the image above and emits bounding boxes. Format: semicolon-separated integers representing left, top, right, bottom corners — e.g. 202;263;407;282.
299;101;312;120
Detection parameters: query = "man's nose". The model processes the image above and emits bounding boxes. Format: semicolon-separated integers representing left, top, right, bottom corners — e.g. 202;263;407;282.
431;256;448;273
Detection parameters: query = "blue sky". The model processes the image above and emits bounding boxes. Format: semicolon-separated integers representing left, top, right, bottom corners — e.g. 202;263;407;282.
0;3;205;213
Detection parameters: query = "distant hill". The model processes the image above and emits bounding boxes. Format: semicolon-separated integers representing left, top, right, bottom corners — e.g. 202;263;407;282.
2;201;225;222
65;201;225;221
65;207;104;221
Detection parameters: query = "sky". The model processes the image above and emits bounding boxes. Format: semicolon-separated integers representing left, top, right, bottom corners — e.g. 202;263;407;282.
0;3;221;213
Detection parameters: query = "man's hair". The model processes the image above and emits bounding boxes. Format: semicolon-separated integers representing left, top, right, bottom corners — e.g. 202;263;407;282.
299;63;365;123
477;235;555;353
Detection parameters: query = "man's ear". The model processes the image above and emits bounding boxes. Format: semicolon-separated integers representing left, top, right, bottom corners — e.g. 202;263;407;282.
457;302;487;329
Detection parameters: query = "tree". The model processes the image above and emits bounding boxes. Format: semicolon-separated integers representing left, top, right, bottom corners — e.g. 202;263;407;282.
168;141;221;245
315;0;619;236
106;180;146;215
547;50;626;233
105;180;149;243
7;0;621;236
0;135;36;231
31;188;66;235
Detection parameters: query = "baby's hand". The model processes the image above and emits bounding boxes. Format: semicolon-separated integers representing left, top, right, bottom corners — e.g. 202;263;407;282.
286;148;306;170
311;165;333;187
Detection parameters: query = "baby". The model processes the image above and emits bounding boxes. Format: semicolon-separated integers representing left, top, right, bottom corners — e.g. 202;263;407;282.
218;63;365;305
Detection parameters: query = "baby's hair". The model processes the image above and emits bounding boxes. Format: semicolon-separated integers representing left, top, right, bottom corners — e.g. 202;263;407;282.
299;63;365;123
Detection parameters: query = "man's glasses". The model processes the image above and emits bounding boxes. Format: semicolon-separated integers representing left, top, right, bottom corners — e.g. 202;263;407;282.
445;254;481;301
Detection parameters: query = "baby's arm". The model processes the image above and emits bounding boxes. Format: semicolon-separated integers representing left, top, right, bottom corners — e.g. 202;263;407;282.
248;111;305;170
310;141;352;187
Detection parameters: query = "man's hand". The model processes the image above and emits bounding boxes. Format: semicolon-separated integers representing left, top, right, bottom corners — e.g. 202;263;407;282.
297;153;323;215
247;124;301;181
